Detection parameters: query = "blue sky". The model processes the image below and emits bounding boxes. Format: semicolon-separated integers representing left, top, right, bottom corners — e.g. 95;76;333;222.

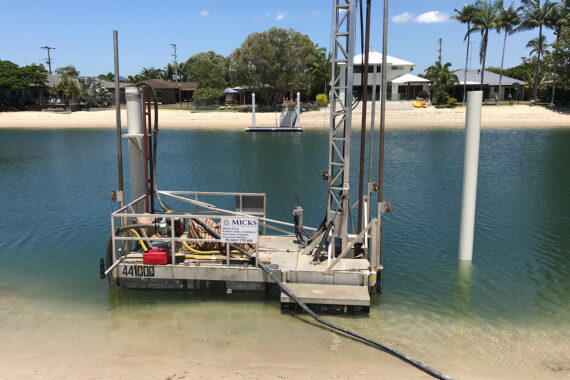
1;0;556;78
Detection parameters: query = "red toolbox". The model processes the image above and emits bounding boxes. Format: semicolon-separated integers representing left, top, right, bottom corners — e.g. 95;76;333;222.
143;248;171;265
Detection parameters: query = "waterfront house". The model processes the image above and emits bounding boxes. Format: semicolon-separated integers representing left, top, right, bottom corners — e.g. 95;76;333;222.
452;69;527;102
349;50;430;101
141;79;197;104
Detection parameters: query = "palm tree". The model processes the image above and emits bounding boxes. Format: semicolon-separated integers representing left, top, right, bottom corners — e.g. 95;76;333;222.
516;0;557;102
547;0;570;105
452;4;477;105
526;35;549;56
50;76;82;111
497;2;520;102
139;66;163;80
470;0;503;91
98;72;114;81
424;61;459;104
308;45;332;99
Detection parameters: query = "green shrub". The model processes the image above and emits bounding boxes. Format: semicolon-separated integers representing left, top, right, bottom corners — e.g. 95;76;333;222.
193;88;224;105
446;97;457;107
316;93;328;107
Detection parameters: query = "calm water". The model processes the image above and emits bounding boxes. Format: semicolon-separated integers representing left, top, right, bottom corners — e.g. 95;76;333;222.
0;127;569;377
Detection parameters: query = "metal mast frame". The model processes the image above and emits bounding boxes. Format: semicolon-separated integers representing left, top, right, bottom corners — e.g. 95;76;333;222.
327;0;356;249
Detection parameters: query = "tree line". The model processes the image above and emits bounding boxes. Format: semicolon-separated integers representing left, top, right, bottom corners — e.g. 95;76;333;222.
1;27;329;109
0;61;111;110
100;28;330;106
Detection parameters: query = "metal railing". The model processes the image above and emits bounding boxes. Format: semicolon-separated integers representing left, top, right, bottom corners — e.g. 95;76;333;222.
107;191;318;276
279;105;289;126
107;210;260;276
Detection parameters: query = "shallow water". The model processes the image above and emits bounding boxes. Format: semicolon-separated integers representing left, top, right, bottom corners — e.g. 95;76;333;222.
0;128;569;378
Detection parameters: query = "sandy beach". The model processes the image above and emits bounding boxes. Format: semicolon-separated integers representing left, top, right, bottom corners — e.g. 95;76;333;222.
0;104;568;130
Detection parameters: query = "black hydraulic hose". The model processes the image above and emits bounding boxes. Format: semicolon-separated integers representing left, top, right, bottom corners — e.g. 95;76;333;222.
303;214;328;247
150;168;451;378
312;196;343;262
189;217;452;380
142;89;451;379
105;223;158;269
312;219;335;262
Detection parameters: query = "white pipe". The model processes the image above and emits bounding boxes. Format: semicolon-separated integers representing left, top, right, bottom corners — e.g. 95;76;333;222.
125;87;145;213
252;93;256;127
296;92;301;127
458;90;483;262
104;256;123;276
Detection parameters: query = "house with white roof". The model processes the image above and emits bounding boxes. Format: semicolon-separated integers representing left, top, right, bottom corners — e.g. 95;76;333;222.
349;50;430;101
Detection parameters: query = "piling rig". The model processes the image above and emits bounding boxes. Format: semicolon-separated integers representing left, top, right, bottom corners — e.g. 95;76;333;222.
104;0;390;309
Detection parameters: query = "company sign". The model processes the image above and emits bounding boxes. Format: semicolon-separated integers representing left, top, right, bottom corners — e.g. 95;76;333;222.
220;217;259;244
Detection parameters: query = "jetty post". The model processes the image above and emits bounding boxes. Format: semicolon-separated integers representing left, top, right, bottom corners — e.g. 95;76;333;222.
252;93;256;127
125;87;146;213
458;90;483;262
296;92;301;127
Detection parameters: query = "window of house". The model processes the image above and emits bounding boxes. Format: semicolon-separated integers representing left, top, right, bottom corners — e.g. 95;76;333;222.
392;66;402;70
354;66;378;73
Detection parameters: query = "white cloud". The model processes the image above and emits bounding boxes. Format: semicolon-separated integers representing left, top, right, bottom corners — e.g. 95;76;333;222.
200;10;209;18
392;12;413;24
311;10;321;17
266;12;271;17
276;11;287;20
415;11;450;24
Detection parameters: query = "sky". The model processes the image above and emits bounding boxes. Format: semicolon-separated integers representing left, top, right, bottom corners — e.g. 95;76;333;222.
1;0;557;78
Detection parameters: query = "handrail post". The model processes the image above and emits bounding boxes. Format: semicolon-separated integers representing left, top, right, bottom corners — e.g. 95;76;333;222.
370;218;379;269
325;222;373;274
226;242;230;266
170;218;176;265
111;215;117;272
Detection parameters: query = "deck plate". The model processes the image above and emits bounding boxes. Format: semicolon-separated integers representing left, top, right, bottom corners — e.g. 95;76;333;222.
280;283;370;307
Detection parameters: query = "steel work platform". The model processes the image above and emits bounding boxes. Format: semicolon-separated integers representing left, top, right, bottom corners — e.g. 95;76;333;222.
107;191;381;309
115;235;373;308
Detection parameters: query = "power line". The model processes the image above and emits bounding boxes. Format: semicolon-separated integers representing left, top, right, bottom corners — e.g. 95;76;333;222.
41;46;55;74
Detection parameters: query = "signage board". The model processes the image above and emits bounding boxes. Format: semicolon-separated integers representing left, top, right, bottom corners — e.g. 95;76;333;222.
220;217;259;244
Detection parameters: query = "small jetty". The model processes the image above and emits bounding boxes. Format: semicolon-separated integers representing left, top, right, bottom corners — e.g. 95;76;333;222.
246;92;303;132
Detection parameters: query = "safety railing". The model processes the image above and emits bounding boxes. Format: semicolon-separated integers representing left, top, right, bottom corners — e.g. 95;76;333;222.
279;105;289;125
106;191;318;276
107;210;260;276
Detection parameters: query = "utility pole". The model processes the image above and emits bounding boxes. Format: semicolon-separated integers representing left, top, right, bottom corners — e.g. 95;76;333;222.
171;43;180;105
41;46;55;74
437;38;442;64
170;43;178;81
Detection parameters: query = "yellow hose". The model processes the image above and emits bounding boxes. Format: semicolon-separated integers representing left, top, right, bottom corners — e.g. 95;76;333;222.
181;240;240;255
129;229;148;252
